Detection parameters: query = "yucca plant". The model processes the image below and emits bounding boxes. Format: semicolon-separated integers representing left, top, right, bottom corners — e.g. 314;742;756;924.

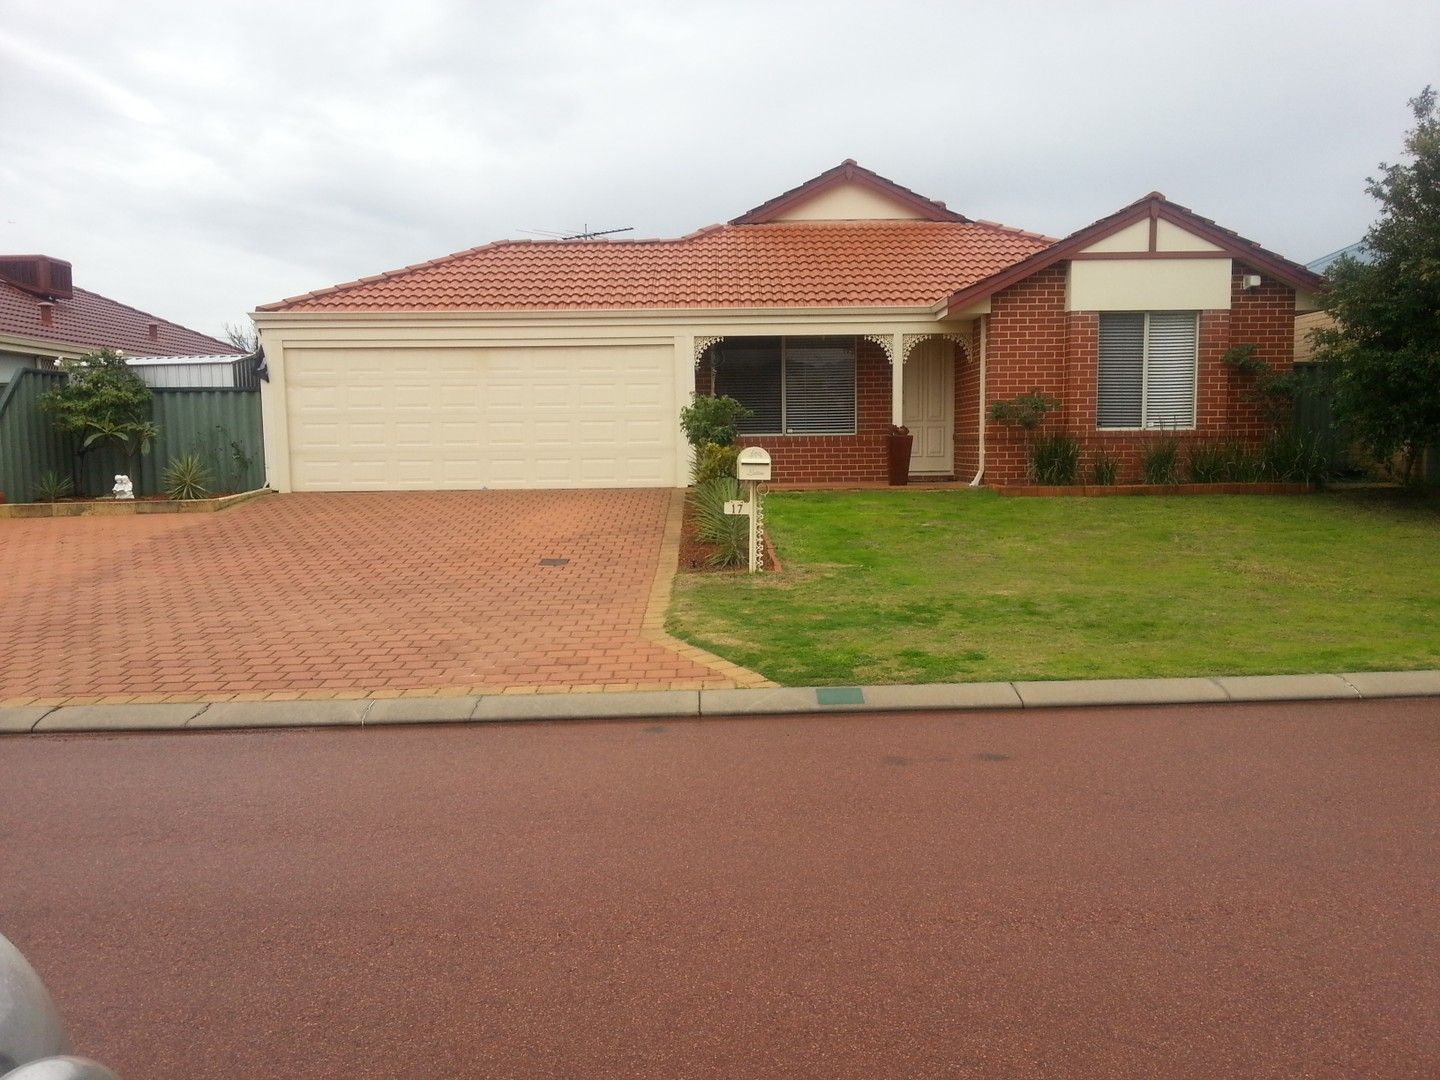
1029;432;1079;485
32;470;73;503
690;476;748;568
163;452;212;501
1089;452;1119;486
1262;430;1329;485
1141;438;1181;485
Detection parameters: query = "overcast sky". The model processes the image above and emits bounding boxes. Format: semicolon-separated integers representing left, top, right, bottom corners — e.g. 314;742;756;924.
1;1;1435;339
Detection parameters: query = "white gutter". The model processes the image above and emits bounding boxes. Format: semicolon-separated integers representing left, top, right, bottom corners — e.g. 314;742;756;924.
969;315;987;487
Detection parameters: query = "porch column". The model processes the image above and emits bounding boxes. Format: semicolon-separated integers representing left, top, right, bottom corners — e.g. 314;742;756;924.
890;331;904;427
674;333;696;486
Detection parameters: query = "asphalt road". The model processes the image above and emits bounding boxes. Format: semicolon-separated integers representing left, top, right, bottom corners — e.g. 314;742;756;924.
2;699;1437;1078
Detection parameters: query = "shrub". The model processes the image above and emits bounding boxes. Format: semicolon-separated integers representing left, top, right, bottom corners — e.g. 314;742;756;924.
1089;453;1119;486
989;391;1061;431
690;477;748;568
1141;438;1181;484
1185;440;1263;483
163;453;212;501
39;349;157;494
692;442;740;485
679;394;750;449
1029;432;1079;485
1261;430;1329;485
33;470;73;503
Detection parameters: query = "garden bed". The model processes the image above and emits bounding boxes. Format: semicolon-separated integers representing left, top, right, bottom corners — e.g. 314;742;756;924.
679;494;783;572
0;488;272;519
996;482;1315;497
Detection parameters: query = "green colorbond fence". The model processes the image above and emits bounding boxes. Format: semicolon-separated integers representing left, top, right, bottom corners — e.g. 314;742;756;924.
0;368;264;503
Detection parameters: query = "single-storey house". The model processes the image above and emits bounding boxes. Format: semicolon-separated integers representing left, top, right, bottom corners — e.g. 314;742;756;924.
253;161;1326;489
0;255;238;383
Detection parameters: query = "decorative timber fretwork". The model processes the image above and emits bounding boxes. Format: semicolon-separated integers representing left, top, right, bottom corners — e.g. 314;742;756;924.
859;334;895;364
694;336;725;367
901;332;971;363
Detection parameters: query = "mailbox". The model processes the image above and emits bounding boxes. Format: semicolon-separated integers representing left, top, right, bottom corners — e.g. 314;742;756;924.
736;446;772;482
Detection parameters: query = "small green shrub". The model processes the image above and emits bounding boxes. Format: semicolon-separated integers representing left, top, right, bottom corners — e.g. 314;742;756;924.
692;442;741;485
33;470;73;503
989;391;1061;431
690;476;748;568
1262;430;1329;485
1089;453;1119;486
163;453;212;501
1141;438;1181;485
680;394;751;449
1029;432;1079;485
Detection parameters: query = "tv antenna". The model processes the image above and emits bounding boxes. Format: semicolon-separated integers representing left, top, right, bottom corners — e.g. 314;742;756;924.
518;224;635;241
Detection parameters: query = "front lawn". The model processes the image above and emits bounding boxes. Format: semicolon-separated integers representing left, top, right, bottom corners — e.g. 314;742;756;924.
667;490;1440;686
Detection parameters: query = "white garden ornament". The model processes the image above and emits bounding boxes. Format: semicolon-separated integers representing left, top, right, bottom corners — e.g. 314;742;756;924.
112;474;134;500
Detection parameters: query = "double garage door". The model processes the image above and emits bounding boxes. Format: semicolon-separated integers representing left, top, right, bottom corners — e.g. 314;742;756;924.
284;344;677;490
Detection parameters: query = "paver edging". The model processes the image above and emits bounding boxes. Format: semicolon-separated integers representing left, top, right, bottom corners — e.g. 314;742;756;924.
0;488;273;519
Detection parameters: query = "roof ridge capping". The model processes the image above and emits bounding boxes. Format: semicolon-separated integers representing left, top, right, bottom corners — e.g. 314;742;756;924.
730;160;970;225
942;191;1327;316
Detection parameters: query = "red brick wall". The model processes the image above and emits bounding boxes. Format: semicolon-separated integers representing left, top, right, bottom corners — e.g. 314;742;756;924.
701;338;892;483
982;267;1070;483
981;263;1299;484
954;328;981;480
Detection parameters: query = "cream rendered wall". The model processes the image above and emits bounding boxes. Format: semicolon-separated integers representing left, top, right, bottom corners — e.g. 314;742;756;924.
771;181;926;221
255;308;974;491
1155;219;1223;252
1066;259;1232;311
1078;220;1151;253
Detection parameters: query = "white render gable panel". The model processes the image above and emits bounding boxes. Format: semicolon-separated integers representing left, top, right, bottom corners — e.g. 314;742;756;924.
284;344;676;490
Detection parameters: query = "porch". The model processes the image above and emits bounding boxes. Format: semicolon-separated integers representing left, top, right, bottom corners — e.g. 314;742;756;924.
693;330;981;485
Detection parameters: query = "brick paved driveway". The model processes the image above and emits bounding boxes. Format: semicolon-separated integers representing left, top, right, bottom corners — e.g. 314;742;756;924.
0;491;742;703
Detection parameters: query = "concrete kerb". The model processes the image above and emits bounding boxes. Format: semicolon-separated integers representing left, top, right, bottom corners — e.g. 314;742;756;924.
2;672;1437;734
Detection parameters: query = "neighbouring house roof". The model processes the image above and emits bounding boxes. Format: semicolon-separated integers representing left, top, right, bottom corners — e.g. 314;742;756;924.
0;276;234;357
1306;241;1373;274
258;219;1054;312
942;192;1330;315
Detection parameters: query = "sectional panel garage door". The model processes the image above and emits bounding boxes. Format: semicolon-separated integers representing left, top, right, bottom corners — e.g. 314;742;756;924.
284;345;677;490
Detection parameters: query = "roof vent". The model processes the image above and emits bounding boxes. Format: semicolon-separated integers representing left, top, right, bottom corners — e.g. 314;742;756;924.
147;321;159;341
0;255;73;300
38;301;54;326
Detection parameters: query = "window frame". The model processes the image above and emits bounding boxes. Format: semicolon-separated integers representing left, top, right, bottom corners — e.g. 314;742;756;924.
714;336;858;437
1095;311;1199;432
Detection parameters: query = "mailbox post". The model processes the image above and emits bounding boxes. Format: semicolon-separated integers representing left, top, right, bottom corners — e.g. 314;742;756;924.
735;447;772;573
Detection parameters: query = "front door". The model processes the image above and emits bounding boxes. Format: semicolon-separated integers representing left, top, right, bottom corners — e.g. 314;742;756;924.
902;339;954;475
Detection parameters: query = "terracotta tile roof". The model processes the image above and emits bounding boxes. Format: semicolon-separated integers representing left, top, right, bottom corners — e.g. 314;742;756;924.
259;220;1054;313
0;279;234;357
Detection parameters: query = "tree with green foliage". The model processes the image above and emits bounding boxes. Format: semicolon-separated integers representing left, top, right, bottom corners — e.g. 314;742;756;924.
679;393;751;448
40;348;158;494
1312;87;1440;483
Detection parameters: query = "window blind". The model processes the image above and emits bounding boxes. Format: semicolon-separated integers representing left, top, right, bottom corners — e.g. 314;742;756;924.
714;338;782;434
783;337;856;434
1142;313;1197;429
1098;312;1144;428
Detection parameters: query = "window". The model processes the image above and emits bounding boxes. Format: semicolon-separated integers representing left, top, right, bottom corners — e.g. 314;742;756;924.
713;336;857;435
1097;312;1198;429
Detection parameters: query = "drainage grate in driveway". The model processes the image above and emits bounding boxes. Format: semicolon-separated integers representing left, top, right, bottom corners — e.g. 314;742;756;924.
539;558;570;567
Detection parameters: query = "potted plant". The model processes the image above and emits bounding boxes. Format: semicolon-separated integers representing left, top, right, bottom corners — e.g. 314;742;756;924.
886;424;913;486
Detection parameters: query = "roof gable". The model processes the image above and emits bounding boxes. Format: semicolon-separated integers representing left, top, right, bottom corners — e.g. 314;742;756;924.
730;160;968;225
943;193;1328;314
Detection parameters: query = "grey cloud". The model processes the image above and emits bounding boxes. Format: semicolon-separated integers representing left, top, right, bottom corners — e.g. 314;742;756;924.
0;0;1435;335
